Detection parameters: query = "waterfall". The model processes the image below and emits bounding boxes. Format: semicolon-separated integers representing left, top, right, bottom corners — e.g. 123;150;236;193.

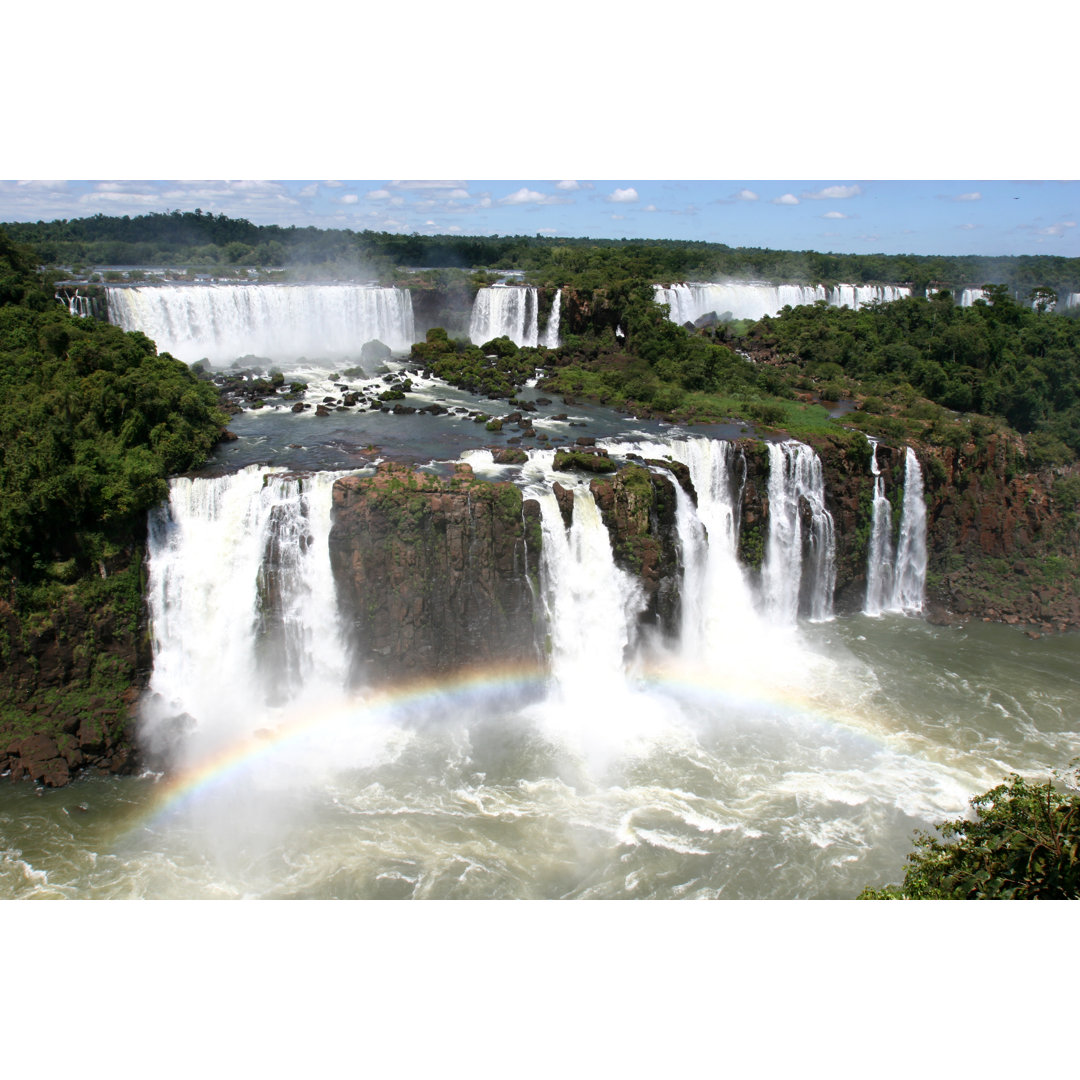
469;286;539;347
959;287;987;307
654;282;911;324
142;468;349;758
543;289;562;348
863;438;895;616
891;448;928;613
534;486;646;698
106;283;416;363
58;289;94;318
762;441;835;624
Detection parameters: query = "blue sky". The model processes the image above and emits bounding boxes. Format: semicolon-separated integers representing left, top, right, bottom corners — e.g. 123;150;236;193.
2;180;1077;258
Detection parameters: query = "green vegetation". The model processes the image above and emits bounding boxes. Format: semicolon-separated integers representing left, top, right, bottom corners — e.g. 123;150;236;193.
411;327;544;400
9;212;1080;300
0;229;227;582
750;292;1080;458
0;226;227;755
859;768;1080;899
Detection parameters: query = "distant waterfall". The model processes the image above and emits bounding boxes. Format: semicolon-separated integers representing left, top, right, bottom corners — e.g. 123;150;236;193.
107;283;416;363
891;448;928;613
57;289;94;318
959;287;987;307
762;441;835;624
470;287;539;347
654;282;911;324
543;289;562;348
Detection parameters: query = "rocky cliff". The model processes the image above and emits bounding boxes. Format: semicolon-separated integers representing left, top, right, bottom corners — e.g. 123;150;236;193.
328;462;542;684
0;556;146;786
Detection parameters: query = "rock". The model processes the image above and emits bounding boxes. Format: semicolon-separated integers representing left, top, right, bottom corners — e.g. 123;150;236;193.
328;463;542;684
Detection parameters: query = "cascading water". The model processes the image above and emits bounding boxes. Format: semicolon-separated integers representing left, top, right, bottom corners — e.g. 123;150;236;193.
543;289;562;349
469;286;539;347
863;438;895;616
107;283;416;363
654;282;911;324
960;287;987;307
891;448;928;613
141;467;351;766
762;441;835;624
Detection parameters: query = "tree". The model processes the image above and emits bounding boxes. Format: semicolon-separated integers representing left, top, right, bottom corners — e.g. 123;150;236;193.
1030;286;1059;314
859;767;1080;899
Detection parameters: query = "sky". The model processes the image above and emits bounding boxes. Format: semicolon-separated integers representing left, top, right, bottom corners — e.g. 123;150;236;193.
1;179;1077;258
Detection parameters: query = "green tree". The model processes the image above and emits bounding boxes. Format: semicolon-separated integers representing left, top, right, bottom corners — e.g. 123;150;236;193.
859;768;1080;899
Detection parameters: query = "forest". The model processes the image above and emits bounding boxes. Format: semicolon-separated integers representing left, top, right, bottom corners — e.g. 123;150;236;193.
6;210;1080;297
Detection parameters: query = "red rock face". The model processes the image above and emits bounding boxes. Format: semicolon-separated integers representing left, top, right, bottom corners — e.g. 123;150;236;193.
328;462;543;685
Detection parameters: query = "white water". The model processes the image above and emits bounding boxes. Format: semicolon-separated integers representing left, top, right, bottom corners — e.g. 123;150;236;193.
142;468;352;768
959;287;987;307
469;286;539;347
654;282;911;324
57;289;94;317
762;441;836;624
891;448;928;613
107;283;416;363
863;439;895;616
543;288;562;348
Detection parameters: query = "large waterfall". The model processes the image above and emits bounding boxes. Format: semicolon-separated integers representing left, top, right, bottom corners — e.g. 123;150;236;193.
863;442;927;615
469;287;561;348
654;282;911;324
107;283;416;363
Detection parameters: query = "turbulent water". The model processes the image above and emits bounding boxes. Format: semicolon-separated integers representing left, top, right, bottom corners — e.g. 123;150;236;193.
654;282;911;324
2;292;1076;900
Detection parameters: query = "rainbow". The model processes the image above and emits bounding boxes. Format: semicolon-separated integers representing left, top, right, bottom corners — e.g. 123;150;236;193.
117;654;903;844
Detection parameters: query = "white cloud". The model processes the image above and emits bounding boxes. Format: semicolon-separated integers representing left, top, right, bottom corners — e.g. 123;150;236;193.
537;227;558;234
773;193;799;205
340;193;359;204
366;189;391;200
958;223;979;230
735;189;758;201
79;191;163;206
299;183;318;198
611;214;626;221
644;204;657;212
477;197;492;209
499;187;568;206
323;180;344;187
447;188;470;200
1038;220;1077;236
607;187;638;203
803;184;862;200
823;211;848;219
556;180;580;191
956;191;981;201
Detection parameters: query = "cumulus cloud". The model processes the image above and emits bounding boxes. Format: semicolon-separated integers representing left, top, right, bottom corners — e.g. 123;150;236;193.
340;193;359;204
299;183;319;197
773;193;799;205
607;187;638;203
644;204;657;212
499;187;568;206
735;189;758;201
323;180;345;187
388;180;465;190
823;211;848;219
447;188;470;200
366;189;392;200
556;180;580;191
803;184;862;200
